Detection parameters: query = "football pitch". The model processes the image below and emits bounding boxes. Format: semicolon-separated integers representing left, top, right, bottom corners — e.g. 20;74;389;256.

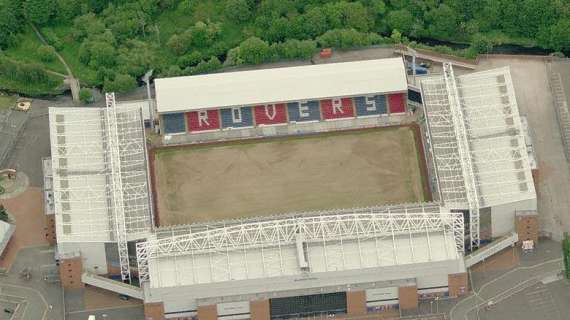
152;127;427;226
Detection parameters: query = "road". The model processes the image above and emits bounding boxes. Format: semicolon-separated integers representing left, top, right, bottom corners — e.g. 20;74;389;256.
450;258;563;320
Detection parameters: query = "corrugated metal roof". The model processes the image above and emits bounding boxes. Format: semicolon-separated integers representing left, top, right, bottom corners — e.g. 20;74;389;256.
155;58;408;114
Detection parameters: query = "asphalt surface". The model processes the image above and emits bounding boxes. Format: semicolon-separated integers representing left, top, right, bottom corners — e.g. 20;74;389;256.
0;246;63;320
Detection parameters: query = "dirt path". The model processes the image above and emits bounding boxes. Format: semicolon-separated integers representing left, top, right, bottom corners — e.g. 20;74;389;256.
30;23;80;102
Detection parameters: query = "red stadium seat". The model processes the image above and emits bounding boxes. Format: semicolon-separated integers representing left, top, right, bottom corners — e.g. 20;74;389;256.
254;104;287;125
186;110;221;132
320;98;355;120
388;93;406;114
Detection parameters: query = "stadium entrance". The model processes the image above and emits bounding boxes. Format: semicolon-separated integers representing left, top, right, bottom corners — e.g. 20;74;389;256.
269;292;347;319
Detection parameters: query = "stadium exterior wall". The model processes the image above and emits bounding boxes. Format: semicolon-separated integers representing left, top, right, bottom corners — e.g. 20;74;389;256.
491;198;537;238
143;258;465;318
58;242;108;275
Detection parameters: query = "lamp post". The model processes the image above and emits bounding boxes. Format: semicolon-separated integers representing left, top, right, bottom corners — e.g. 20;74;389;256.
142;69;155;131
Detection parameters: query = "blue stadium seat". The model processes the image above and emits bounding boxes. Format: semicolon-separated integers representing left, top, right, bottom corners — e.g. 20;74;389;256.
354;95;387;117
162;113;186;134
220;106;254;128
287;101;321;122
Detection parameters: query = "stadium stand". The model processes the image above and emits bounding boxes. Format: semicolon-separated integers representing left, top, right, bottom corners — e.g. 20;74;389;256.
220;106;254;129
186;110;220;132
354;95;388;117
388;93;406;114
162;113;186;134
287;101;321;122
254;104;288;125
321;98;355;120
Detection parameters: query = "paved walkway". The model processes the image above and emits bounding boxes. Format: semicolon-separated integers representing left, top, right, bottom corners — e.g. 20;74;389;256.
450;258;563;320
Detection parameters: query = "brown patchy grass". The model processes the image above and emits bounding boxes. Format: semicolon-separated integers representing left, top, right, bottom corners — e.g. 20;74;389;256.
153;127;426;225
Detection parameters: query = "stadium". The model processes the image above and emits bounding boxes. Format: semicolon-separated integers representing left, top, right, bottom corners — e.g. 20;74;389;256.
44;57;537;320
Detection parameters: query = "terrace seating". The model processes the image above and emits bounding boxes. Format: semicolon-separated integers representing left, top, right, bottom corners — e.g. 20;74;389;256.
162;113;186;134
388;93;406;114
320;98;354;120
254;104;288;125
220;107;254;129
354;95;387;117
186;110;221;132
287;101;321;122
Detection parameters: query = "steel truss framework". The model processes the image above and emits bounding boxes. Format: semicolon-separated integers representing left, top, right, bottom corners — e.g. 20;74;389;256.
136;207;464;283
421;64;536;250
49;96;154;282
105;93;132;283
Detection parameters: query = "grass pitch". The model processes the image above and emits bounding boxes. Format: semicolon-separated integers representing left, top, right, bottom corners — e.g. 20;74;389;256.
153;127;426;226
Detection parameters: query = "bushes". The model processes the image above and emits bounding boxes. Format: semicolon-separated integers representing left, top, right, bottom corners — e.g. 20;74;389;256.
0;56;62;95
271;39;318;60
79;88;93;103
189;56;222;75
37;45;56;62
0;56;57;85
104;73;137;93
317;29;385;49
225;38;318;67
224;0;251;23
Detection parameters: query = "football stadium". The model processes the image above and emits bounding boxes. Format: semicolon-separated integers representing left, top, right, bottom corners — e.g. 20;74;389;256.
44;57;537;320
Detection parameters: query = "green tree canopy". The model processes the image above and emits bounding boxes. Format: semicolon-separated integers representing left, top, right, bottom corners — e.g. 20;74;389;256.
24;0;56;25
386;9;414;35
238;37;271;64
224;0;251;23
0;0;23;48
104;73;137;93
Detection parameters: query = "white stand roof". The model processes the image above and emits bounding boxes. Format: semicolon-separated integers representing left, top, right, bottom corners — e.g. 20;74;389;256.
155;58;408;113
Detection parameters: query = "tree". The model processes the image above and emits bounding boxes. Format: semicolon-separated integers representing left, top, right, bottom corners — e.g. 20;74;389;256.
73;13;106;40
539;18;570;52
189;56;222;75
271;39;318;60
426;4;459;39
386;9;414;35
37;45;56;62
88;41;116;68
178;51;204;68
0;0;22;49
24;0;56;25
225;0;251;23
104;73;137;93
470;33;494;54
300;7;328;39
317;29;382;49
238;37;271;64
322;1;373;32
56;0;84;22
116;40;158;77
0;205;8;222
79;88;93;103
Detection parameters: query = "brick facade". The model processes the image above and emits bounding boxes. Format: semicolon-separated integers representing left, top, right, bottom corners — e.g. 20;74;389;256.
44;215;56;245
58;256;84;289
144;302;165;320
448;273;469;297
398;286;418;311
250;299;270;320
515;213;539;244
346;290;367;315
197;304;218;320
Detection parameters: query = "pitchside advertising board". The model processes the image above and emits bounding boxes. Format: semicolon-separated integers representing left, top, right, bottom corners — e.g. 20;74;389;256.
177;93;406;133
